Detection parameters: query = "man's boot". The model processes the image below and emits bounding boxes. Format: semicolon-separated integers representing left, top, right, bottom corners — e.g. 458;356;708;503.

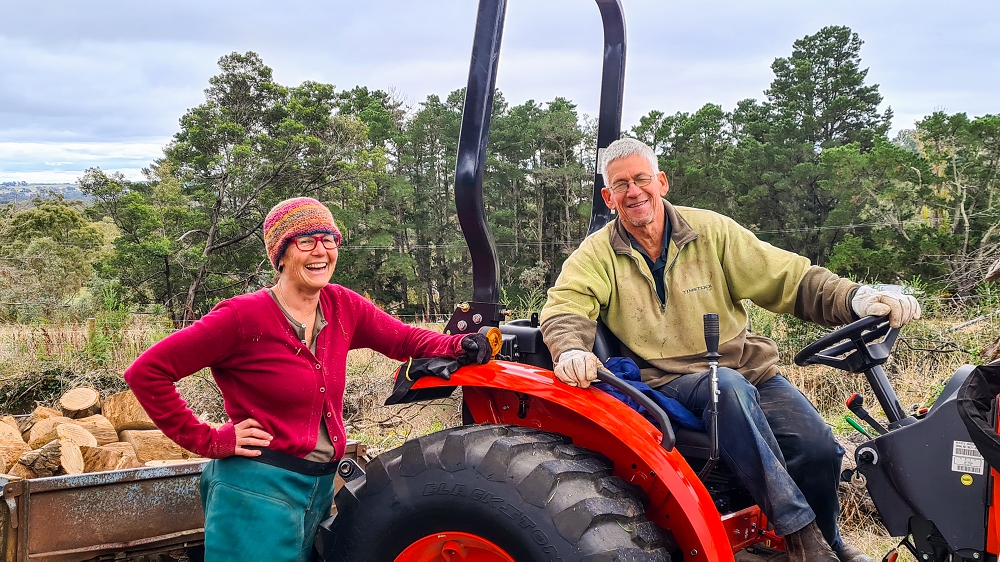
836;541;875;562
784;521;838;562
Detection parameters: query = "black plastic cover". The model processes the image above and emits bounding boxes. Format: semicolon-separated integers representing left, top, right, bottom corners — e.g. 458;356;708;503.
499;320;552;369
856;365;987;551
958;361;1000;469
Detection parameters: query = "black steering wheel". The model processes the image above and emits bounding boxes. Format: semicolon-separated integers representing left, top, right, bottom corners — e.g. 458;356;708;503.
793;315;899;373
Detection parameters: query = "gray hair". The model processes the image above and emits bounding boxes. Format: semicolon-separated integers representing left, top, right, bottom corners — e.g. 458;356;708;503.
599;138;659;180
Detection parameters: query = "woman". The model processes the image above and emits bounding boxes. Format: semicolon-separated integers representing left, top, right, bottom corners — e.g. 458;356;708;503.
124;197;489;562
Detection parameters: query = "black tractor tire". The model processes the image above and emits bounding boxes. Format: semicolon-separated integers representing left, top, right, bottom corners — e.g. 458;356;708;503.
325;424;672;561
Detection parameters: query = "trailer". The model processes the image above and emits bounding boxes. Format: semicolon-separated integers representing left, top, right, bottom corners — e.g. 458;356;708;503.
1;461;206;562
1;442;368;562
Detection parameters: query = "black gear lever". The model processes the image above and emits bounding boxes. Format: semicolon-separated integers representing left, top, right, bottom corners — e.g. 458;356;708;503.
698;313;721;481
846;393;887;436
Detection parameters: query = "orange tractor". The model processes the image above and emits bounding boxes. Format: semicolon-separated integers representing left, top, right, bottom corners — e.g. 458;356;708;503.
317;1;1000;560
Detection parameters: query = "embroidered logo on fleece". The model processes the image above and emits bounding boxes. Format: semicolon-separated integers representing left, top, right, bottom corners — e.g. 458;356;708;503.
682;284;713;294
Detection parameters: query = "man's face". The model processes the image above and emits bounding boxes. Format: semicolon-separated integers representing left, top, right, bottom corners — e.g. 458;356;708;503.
601;154;669;228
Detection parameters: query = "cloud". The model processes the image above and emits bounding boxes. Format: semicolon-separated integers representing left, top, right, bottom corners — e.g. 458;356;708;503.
0;140;167;183
0;0;997;182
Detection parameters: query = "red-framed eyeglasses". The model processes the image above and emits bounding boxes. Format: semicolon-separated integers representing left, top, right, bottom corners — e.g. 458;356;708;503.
292;233;341;251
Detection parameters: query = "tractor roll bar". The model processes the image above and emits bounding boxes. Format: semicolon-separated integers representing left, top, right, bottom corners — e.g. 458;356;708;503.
589;0;627;235
445;0;627;335
453;0;506;314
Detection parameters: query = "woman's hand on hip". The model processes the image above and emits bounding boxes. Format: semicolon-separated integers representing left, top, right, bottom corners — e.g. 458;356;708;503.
233;418;272;457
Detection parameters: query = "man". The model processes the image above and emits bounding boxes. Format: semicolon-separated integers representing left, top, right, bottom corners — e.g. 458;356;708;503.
539;138;919;562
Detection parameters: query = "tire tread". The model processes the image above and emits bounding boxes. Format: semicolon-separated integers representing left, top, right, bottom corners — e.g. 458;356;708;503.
330;424;669;561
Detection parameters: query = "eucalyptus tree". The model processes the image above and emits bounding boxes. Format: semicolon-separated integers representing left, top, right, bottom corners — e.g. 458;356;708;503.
911;113;1000;295
81;167;197;323
86;52;368;322
0;195;106;319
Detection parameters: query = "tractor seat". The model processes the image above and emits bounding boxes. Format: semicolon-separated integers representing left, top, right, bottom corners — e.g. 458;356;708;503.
674;428;712;459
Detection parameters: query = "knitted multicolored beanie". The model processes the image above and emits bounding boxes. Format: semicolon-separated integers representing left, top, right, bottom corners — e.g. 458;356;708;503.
263;197;341;271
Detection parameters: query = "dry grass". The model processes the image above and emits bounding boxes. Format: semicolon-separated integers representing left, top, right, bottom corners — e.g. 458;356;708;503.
0;320;461;453
2;307;998;560
0;318;172;413
340;346;462;456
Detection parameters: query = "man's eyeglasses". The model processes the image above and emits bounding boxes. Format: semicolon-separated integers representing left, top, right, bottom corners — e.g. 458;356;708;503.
609;174;653;194
292;233;341;251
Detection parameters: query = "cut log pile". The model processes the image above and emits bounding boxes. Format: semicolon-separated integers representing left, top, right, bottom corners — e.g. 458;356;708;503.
1;387;202;479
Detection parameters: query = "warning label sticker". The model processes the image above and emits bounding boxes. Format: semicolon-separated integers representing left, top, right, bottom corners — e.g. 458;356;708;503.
952;440;985;475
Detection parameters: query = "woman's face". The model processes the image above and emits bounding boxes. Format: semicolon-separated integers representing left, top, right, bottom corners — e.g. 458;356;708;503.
278;234;339;293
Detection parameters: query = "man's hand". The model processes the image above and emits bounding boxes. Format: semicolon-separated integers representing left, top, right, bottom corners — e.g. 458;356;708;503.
555;349;599;388
851;285;921;329
233;418;272;457
458;333;492;366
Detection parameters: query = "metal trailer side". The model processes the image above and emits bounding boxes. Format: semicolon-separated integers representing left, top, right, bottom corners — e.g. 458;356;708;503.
0;440;368;562
1;461;207;562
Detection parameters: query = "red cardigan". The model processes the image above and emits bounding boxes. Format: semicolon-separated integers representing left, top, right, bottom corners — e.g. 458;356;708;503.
124;285;464;460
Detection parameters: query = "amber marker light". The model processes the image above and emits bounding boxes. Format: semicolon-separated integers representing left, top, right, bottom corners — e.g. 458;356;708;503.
483;327;503;358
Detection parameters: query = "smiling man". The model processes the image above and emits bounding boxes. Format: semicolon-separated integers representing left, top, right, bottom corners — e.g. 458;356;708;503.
539;138;920;562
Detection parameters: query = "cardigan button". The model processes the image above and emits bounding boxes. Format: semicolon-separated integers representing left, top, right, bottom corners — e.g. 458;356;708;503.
320;387;326;393
326;412;332;418
315;363;321;369
333;436;338;442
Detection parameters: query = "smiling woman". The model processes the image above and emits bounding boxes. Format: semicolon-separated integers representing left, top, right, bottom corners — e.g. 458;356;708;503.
122;196;494;562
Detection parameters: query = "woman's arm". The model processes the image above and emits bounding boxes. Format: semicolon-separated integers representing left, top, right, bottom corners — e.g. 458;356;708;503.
344;290;465;360
124;302;243;458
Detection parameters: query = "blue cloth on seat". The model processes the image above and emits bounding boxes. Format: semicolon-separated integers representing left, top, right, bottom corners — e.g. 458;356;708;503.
593;357;704;431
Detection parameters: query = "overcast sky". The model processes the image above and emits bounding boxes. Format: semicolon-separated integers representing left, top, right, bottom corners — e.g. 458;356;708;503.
1;0;997;183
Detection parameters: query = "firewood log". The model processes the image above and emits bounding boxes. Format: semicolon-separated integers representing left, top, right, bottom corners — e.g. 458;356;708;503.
59;386;102;419
0;415;28;473
56;424;98;449
103;391;156;431
80;445;119;472
115;455;142;470
118;430;196;465
79;445;128;472
26;416;75;449
8;438;83;478
79;443;143;473
1;415;18;432
0;421;24;444
57;438;85;475
73;415;118;446
18;406;62;439
101;442;137;457
0;441;31;474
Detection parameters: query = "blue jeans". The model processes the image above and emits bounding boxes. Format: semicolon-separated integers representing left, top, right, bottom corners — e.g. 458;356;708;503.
659;370;844;548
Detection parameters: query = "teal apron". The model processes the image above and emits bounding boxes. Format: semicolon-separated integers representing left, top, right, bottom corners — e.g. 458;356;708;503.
200;456;335;562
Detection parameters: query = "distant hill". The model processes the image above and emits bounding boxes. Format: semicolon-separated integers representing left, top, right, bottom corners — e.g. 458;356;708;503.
0;182;90;204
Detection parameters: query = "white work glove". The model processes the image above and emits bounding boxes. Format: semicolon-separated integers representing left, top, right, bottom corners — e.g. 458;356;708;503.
554;349;600;388
851;285;921;329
